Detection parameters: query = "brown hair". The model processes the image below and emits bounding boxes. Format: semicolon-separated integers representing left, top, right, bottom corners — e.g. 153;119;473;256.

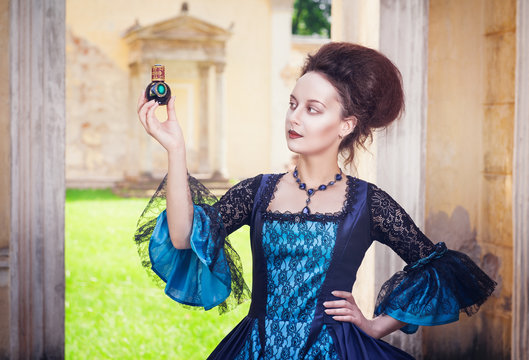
301;42;405;168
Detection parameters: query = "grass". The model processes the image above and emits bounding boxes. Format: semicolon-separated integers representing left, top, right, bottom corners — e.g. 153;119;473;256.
65;189;252;359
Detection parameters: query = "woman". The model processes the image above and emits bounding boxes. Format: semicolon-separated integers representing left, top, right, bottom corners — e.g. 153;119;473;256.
135;42;496;359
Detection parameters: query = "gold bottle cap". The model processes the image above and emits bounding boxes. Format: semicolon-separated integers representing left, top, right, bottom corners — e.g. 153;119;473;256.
151;64;165;82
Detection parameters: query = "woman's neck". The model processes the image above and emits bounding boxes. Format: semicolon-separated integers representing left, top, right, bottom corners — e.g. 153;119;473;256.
294;154;341;188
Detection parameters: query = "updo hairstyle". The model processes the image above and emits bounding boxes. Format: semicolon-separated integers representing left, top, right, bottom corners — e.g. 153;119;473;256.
301;42;405;168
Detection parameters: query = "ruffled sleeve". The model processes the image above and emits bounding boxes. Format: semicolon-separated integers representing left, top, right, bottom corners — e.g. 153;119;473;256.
368;183;497;334
134;172;262;314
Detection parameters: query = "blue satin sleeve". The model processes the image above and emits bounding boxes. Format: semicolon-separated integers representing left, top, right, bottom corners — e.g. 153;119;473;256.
148;205;231;310
374;242;496;334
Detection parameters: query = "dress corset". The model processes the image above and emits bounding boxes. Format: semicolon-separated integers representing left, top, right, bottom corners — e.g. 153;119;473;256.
244;174;374;358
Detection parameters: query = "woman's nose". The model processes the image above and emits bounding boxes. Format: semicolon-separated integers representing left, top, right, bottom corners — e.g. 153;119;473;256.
287;107;301;126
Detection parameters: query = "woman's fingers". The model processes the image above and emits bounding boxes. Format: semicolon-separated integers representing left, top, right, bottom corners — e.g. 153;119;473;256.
138;99;156;131
324;290;364;325
324;307;355;316
138;98;155;120
166;96;177;122
324;290;373;332
332;290;355;301
324;291;357;308
332;315;356;323
331;290;358;306
324;306;361;325
323;299;352;309
145;101;160;131
137;91;147;113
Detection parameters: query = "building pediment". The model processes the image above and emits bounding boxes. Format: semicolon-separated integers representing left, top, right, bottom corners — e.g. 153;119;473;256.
123;14;232;44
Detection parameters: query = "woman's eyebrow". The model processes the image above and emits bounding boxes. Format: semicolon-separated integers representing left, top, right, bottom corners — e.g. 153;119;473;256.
307;99;327;108
290;94;327;108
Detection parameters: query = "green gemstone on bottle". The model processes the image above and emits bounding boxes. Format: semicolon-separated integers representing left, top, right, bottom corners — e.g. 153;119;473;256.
157;84;166;95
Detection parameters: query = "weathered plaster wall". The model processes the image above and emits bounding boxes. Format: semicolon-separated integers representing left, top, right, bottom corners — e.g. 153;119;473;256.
0;0;10;356
66;29;130;184
423;0;514;358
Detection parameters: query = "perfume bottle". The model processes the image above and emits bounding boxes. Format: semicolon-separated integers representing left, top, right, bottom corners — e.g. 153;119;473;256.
145;64;171;105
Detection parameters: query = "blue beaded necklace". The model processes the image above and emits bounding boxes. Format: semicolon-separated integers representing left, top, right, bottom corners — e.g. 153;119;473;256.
293;166;343;215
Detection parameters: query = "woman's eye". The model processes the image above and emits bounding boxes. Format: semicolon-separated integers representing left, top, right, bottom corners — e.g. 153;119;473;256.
289;101;296;109
307;106;318;113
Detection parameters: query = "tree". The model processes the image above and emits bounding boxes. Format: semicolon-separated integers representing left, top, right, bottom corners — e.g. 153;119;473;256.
291;0;331;37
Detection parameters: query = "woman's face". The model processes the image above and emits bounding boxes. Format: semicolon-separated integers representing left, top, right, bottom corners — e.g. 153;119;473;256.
285;71;349;156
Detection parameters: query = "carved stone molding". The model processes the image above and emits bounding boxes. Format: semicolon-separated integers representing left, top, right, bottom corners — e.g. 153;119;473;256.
123;13;232;66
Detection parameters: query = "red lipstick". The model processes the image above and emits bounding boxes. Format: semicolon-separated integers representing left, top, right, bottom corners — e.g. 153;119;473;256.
288;130;303;139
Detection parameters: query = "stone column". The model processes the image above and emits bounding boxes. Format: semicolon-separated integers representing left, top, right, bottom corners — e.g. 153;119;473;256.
331;0;380;48
512;0;529;358
375;0;429;357
0;0;11;356
269;0;294;172
8;0;66;358
331;0;381;323
212;63;228;180
198;63;210;174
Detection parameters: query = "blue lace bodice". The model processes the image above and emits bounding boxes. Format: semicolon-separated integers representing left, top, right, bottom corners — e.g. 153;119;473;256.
235;218;340;359
263;219;337;322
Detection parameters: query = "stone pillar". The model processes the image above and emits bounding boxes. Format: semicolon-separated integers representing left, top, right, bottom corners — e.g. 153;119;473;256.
269;0;294;172
0;0;11;357
331;0;381;322
513;0;529;358
7;0;66;358
213;63;228;180
198;63;210;174
331;0;380;48
375;0;429;357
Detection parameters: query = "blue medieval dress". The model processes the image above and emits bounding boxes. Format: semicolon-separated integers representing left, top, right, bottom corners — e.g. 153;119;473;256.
134;172;496;359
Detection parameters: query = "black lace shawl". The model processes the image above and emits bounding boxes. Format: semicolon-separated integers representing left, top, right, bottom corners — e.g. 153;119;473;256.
133;172;262;314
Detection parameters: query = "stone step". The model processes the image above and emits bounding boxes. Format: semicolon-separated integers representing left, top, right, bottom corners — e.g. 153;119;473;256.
113;173;233;199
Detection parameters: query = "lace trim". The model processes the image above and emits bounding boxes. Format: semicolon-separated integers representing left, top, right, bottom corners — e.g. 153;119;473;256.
259;173;358;223
404;242;448;272
133;172;256;314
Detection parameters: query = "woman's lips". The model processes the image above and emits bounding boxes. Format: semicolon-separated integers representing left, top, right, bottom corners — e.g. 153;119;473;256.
288;130;303;139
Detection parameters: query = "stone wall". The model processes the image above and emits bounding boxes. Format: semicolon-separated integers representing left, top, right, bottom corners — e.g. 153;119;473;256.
66;29;130;187
423;0;514;358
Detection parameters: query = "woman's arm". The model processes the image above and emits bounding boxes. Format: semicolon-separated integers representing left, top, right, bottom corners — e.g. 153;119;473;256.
369;314;408;339
367;183;496;334
165;148;193;249
137;93;193;249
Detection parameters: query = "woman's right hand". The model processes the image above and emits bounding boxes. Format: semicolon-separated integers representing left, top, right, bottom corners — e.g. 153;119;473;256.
137;92;185;152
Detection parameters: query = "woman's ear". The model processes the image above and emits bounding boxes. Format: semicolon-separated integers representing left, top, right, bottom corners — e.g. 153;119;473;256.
341;116;357;137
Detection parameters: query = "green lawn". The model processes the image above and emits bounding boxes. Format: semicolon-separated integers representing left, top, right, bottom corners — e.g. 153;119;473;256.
65;189;252;359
